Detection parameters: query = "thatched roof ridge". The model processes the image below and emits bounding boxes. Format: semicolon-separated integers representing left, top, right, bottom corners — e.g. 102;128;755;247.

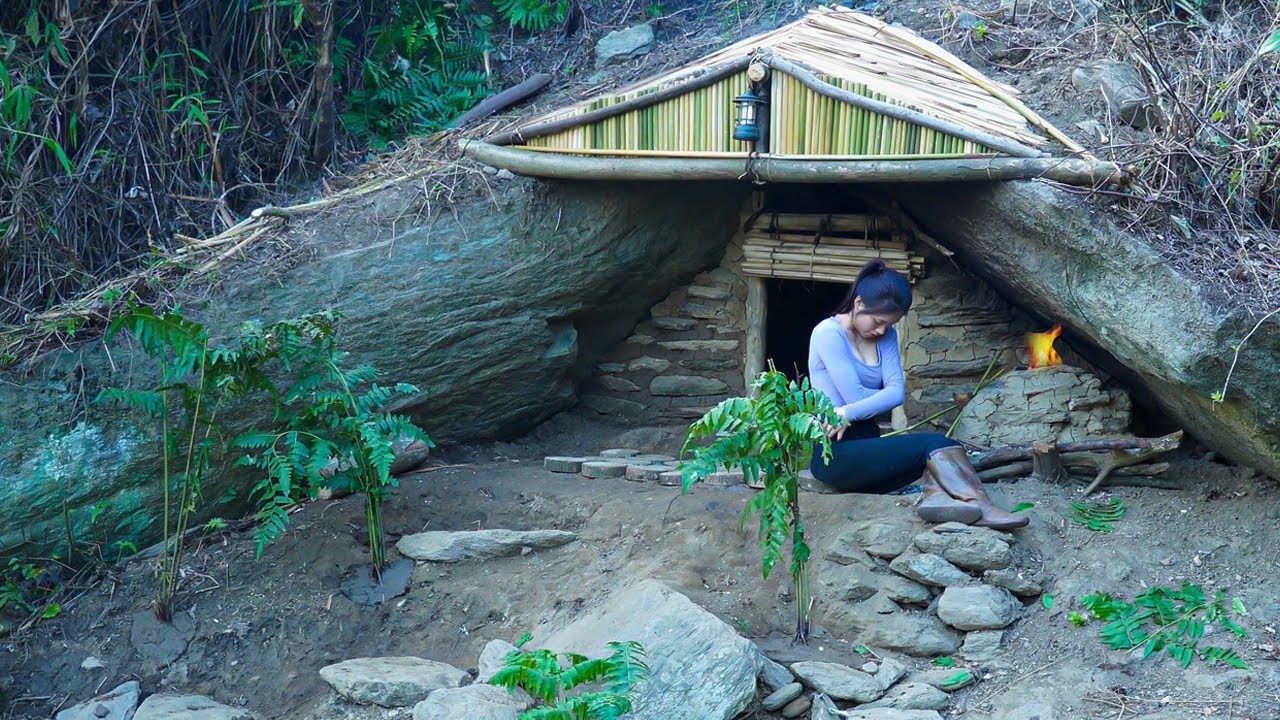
518;7;1078;152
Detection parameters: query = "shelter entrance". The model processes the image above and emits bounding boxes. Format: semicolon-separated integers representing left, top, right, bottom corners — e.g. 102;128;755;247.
763;278;846;382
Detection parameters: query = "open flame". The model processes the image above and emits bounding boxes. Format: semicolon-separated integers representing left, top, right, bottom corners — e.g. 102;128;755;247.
1026;324;1063;369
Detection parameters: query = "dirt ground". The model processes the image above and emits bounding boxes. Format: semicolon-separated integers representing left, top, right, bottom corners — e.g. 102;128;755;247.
2;410;1279;719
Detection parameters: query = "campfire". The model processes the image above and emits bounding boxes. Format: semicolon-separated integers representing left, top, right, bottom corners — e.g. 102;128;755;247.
1026;324;1063;369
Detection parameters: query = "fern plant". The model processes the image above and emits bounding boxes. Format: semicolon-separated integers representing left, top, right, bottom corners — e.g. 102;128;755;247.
494;0;569;31
1069;498;1125;532
1077;583;1250;669
97;305;284;621
679;365;839;642
489;633;649;720
233;312;432;573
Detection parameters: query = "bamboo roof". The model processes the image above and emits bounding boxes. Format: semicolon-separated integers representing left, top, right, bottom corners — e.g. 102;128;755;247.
510;7;1078;153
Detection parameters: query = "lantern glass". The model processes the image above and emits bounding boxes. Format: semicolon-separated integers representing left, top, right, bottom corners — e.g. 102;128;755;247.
732;89;763;143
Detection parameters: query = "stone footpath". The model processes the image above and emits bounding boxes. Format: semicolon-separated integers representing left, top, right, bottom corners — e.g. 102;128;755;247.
543;447;837;492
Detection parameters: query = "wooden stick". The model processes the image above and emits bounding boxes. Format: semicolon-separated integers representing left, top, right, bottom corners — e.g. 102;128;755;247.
1030;439;1066;484
763;55;1045;159
970;431;1183;471
484;57;751;146
462;141;1130;186
449;73;553;129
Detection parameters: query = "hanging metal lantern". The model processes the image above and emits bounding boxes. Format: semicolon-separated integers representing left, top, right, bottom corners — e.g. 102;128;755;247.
732;88;765;142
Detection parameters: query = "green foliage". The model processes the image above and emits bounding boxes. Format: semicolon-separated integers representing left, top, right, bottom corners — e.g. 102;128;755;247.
494;0;568;32
1076;583;1250;669
1069;498;1124;532
489;635;649;720
232;312;431;570
680;366;838;642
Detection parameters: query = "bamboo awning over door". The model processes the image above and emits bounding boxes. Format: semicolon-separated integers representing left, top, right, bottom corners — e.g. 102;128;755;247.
740;213;924;283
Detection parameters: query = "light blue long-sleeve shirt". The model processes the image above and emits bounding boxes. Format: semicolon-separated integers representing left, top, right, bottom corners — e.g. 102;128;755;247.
807;316;905;421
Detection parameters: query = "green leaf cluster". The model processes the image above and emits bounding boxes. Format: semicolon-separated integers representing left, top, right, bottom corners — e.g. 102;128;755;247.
1076;583;1250;669
680;366;838;641
1069;497;1124;532
489;636;649;720
494;0;569;31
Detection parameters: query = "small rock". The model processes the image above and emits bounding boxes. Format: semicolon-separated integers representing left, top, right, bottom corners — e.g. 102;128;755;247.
320;657;467;707
780;694;811;718
982;568;1045;597
888;552;972;587
133;693;253;720
494;169;516;180
543;456;592;473
810;693;841;720
594;22;655;67
398;529;577;562
845;593;964;656
936;585;1022;631
411;684;524;720
860;661;879;674
600;448;640;458
761;682;803;711
80;656;106;671
55;681;140;720
477;639;519;683
874;657;909;691
757;652;795;691
860;682;951;711
912;523;1012;571
960;630;1004;662
581;460;629;478
1071;60;1157;129
790;661;884;702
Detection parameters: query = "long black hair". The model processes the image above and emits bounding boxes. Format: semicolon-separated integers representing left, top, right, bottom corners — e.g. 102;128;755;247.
834;259;912;316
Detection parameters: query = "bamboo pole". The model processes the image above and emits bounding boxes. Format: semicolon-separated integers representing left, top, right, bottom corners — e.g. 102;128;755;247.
462;141;1131;186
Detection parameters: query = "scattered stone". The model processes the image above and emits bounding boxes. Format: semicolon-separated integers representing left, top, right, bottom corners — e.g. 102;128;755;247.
779;694;811;718
861;662;879;674
650;375;729;396
650;316;696;331
937;585;1022;630
130;610;195;668
55;681;139;720
1071;60;1157;129
543;456;592;473
625;464;669;482
628;356;671;372
339;558;413;606
810;694;841;720
756;652;794;691
477;639;519;684
390;437;432;475
397;529;577;562
80;656;106;671
960;629;1004;662
912;667;977;691
599;375;641;392
594;22;654;67
133;693;252;720
874;658;909;690
912;523;1012;571
844;594;964;656
849;520;916;559
600;448;640;458
657;339;738;352
888;552;972;587
860;682;951;711
542;580;758;720
790;661;884;703
680;358;739;371
818;560;931;606
761;682;803;711
319;657;467;707
596;362;625;373
981;568;1045;597
411;684;524;720
581;461;629;478
658;470;683;486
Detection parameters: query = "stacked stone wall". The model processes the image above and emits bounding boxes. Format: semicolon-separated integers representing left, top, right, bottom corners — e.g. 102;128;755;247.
580;236;750;423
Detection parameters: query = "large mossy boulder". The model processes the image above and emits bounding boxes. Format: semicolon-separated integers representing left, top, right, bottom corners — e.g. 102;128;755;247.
892;181;1280;479
0;179;749;554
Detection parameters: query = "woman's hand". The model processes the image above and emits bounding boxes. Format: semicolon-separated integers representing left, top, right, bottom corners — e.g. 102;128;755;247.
825;412;848;441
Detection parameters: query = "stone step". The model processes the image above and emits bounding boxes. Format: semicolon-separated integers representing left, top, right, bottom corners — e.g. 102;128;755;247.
581;460;628;478
543;456;597;473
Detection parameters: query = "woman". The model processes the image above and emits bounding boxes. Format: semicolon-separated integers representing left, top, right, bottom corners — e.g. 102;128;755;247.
807;259;1028;530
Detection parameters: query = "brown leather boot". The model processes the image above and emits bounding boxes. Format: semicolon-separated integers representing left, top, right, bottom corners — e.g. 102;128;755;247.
915;472;982;524
925;446;1029;530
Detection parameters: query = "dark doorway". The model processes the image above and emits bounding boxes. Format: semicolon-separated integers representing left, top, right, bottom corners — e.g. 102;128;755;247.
765;278;849;382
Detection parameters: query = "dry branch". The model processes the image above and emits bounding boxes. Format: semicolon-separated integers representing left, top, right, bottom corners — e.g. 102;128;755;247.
970;431;1183;470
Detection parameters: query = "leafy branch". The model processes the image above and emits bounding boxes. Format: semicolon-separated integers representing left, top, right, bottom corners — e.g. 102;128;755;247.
1076;583;1250;669
1069;498;1125;532
489;633;649;720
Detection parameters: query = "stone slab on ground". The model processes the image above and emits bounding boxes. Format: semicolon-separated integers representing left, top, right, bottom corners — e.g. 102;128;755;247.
600;448;640;458
912;523;1012;571
888;552;972;587
130;611;194;668
790;661;883;702
543;456;595;473
860;682;951;711
133;694;253;720
55;680;140;720
757;652;794;691
658;470;683;486
581;460;629;478
319;657;467;707
936;585;1021;630
542;580;758;720
411;684;524;720
397;529;577;562
625;464;669;482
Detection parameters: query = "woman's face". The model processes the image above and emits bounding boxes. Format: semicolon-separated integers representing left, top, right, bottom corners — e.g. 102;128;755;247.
852;298;901;339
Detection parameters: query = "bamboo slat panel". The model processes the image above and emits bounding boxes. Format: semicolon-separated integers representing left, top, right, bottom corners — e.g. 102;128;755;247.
742;212;924;282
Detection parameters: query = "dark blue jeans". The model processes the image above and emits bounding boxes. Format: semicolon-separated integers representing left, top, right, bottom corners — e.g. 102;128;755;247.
809;420;961;493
